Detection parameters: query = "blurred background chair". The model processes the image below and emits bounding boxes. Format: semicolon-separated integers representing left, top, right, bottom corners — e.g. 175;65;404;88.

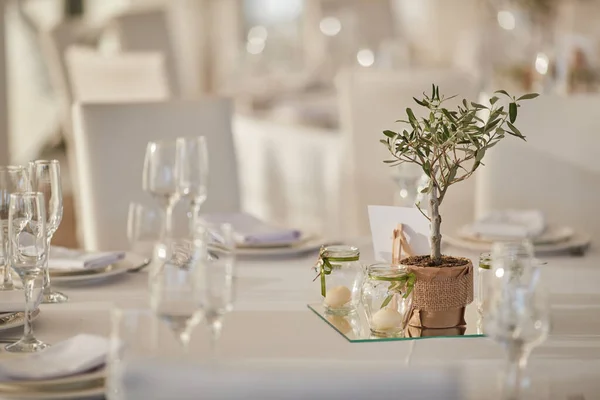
475;94;600;238
72;99;238;251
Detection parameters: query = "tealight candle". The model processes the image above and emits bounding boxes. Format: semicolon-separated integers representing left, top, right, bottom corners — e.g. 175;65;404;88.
371;308;403;331
324;285;352;308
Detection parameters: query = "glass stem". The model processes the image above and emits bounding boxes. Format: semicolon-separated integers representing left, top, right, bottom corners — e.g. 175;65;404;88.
189;202;202;235
208;318;222;364
165;204;174;238
2;242;13;289
43;237;52;295
502;342;527;400
23;277;35;342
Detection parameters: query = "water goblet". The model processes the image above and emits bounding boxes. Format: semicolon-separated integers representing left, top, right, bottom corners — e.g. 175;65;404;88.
149;238;205;349
29;160;68;304
194;221;236;361
484;285;550;400
0;166;30;290
142;140;180;238
5;192;48;353
175;136;208;231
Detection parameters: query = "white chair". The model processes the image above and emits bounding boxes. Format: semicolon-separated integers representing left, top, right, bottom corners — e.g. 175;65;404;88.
233;115;342;237
475;94;600;238
65;46;171;103
72;99;239;251
336;69;479;236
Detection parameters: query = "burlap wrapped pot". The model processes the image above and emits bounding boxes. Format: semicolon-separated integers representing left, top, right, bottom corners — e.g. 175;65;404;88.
403;258;474;329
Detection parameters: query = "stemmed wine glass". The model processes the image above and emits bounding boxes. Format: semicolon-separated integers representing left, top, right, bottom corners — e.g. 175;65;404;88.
150;238;205;349
485;285;550;400
142;141;180;239
28;160;68;304
127;202;162;259
175;136;209;231
194;221;236;361
0;166;30;290
485;240;549;400
5;192;48;353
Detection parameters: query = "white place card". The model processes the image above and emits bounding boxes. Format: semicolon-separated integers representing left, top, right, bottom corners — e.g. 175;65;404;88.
368;206;431;262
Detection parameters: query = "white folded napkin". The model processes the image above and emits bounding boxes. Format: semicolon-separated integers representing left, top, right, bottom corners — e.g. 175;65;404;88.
0;334;108;381
49;247;125;270
0;290;26;313
471;210;546;239
200;213;301;245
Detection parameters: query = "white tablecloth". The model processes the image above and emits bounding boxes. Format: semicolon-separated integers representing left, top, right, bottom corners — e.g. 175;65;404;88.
4;241;600;398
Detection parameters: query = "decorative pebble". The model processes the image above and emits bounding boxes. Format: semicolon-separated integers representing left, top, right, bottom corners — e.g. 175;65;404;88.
324;286;352;308
371;308;403;330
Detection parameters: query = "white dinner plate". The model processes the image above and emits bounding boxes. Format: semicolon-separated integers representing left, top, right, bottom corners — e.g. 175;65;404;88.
444;232;591;255
0;369;104;399
235;233;311;249
51;253;147;284
0;309;40;333
457;225;575;245
234;237;331;257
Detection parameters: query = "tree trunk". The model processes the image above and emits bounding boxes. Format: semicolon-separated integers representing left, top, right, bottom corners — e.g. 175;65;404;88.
430;184;442;265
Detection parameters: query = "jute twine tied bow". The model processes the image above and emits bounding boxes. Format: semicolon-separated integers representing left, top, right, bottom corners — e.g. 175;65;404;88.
313;246;360;297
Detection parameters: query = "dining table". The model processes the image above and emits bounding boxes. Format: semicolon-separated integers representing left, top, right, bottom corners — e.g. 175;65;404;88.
2;238;600;399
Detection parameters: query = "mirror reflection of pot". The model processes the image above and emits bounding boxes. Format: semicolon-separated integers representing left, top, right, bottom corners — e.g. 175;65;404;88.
405;325;467;338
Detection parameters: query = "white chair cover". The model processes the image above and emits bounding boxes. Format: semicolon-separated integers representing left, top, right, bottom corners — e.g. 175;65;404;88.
233;116;342;237
336;69;480;236
65;46;171;103
72;99;239;251
475;94;600;238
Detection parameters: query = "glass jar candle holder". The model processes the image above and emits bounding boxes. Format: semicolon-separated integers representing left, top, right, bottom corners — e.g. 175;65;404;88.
316;245;362;315
362;264;415;337
477;252;492;317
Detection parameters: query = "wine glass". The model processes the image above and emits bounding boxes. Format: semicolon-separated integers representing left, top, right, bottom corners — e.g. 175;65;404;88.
175;136;209;231
5;192;48;353
0;166;30;290
484;285;550;400
194;221;236;361
149;238;205;349
491;240;539;292
28;160;68;304
127;202;162;260
142;141;180;238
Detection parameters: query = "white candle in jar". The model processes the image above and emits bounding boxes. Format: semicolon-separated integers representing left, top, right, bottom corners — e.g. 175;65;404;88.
324;286;352;308
371;308;403;330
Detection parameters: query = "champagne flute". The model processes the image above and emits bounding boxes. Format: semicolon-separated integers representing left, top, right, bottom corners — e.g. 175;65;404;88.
150;238;205;349
5;192;48;352
194;221;236;361
0;166;30;290
29;160;68;304
175;136;208;231
142;141;180;238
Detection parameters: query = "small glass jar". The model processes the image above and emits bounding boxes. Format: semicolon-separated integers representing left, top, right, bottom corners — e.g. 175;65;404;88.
317;245;362;315
477;252;492;316
361;264;414;337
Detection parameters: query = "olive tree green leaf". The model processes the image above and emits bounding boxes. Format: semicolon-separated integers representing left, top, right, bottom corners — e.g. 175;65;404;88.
509;102;517;123
495;89;511;97
507;122;526;140
517;93;540;101
471;102;488;109
489;96;499;105
413;97;429;107
383;130;397;138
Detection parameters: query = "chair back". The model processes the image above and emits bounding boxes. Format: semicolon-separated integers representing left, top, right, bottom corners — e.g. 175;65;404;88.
475;94;600;237
65;46;171;103
72;99;239;251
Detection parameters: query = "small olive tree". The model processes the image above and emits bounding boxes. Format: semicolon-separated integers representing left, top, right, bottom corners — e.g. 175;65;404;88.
381;85;538;266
